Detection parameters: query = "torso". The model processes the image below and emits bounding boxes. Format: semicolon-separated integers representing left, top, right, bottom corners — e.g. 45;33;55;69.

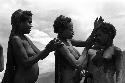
13;36;39;83
87;46;116;83
55;39;80;83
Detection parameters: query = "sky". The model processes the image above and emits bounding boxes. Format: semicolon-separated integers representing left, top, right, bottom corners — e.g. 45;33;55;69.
0;0;125;81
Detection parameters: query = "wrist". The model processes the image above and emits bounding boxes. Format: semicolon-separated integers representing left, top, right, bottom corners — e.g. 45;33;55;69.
44;48;51;54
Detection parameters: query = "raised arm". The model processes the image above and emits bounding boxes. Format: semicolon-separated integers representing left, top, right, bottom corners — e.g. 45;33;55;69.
115;47;123;83
70;39;86;47
70;31;95;49
12;36;51;68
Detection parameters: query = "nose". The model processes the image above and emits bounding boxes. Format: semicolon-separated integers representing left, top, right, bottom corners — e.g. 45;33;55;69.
28;24;33;28
30;25;33;27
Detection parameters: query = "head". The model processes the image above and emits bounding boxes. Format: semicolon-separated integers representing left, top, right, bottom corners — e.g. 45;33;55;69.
11;9;33;34
95;22;116;47
53;15;74;40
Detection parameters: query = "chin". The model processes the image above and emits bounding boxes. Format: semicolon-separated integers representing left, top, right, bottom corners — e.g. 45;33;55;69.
25;31;30;34
68;37;73;39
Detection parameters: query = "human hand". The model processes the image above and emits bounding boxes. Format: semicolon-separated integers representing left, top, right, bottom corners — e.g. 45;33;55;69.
45;38;63;52
94;16;104;30
88;49;97;60
82;48;87;56
89;16;104;44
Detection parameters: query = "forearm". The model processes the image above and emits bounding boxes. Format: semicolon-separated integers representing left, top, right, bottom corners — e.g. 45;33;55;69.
71;39;86;47
85;34;95;50
24;48;50;67
40;48;50;60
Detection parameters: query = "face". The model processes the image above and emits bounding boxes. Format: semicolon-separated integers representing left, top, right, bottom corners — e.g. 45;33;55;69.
60;22;74;39
95;29;109;46
19;16;32;34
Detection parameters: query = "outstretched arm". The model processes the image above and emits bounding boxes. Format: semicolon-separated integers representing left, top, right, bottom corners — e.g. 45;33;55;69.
12;36;51;68
70;16;104;48
70;30;95;49
70;39;86;47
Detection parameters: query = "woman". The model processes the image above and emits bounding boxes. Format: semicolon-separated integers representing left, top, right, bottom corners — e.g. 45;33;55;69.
85;20;123;83
2;9;60;83
53;15;90;83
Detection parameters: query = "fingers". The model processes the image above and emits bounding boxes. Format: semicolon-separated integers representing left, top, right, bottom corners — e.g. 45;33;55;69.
47;38;64;51
94;17;98;23
94;16;104;30
95;16;104;23
99;16;104;22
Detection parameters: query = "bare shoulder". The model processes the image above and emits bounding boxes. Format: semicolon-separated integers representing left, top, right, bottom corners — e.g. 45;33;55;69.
12;35;20;39
10;35;23;45
114;46;123;58
11;35;21;41
114;46;122;51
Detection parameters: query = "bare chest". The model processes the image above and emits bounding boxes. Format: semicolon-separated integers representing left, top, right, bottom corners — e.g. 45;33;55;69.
22;40;36;56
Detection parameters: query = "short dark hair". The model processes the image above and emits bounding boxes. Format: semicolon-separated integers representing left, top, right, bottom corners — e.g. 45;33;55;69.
11;9;33;28
53;15;71;33
96;22;116;39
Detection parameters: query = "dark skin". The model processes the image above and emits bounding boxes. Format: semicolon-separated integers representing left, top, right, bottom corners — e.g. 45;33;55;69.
57;22;87;66
55;22;88;83
87;28;123;83
9;16;60;83
54;16;105;83
0;44;4;72
70;16;104;48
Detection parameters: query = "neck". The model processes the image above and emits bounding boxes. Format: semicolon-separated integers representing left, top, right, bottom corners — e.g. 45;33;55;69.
57;35;67;42
15;32;25;37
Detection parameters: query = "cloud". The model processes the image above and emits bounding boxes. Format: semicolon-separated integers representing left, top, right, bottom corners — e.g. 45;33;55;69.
26;29;55;74
93;1;125;50
0;0;125;81
26;29;52;45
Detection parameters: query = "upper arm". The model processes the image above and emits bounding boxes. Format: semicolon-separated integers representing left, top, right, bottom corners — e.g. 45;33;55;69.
58;45;78;66
70;39;86;47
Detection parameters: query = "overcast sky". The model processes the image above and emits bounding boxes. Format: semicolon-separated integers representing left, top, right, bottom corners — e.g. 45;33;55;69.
0;0;125;81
